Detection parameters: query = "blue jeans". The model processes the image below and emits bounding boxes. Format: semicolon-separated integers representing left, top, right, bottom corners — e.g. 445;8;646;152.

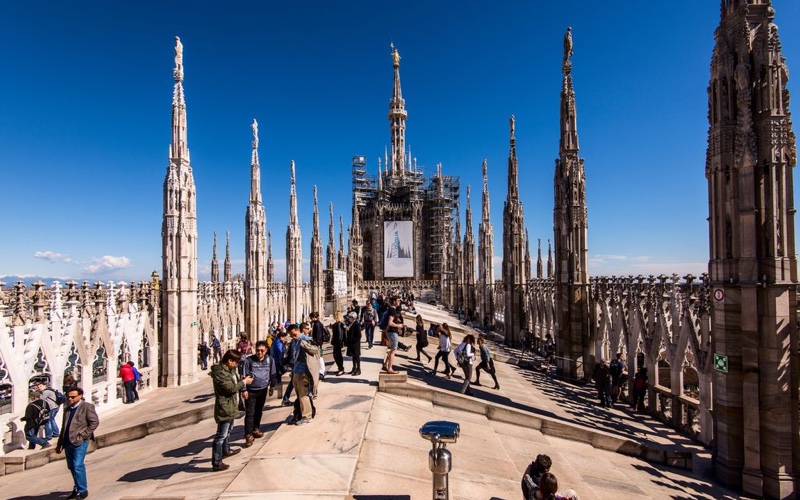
364;324;375;346
65;441;89;493
25;425;49;449
44;407;60;439
212;419;233;466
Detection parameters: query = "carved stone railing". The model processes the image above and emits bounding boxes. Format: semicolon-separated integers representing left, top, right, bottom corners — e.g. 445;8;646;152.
0;280;159;454
521;273;713;445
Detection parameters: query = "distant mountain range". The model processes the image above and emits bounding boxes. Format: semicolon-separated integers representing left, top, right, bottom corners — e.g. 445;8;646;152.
0;275;106;286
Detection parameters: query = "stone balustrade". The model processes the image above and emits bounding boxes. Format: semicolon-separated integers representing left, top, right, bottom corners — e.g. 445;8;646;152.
0;280;159;454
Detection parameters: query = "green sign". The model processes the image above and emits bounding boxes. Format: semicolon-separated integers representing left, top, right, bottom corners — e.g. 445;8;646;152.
714;353;728;373
192;321;198;327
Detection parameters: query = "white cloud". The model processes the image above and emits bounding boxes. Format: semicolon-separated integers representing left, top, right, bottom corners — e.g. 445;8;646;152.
84;255;132;274
34;251;72;264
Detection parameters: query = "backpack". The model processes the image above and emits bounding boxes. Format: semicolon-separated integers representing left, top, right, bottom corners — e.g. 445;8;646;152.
378;310;390;330
454;344;469;367
322;325;331;343
53;388;65;406
609;360;621;378
32;400;50;426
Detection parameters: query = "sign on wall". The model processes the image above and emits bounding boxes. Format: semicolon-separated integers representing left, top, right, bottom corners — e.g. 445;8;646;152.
384;220;414;277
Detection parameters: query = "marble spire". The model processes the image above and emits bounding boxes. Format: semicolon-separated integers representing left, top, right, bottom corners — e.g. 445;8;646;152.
224;230;231;282
211;231;219;283
245;118;268;340
478;157;495;324
502;114;527;346
285;160;303;322
338;215;345;270
310;186;324;314
326;203;336;270
266;230;274;282
388;43;407;176
161;35;198;386
463;185;477;314
536;238;543;279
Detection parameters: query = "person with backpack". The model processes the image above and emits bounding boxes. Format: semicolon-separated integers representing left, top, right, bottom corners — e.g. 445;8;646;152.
361;302;377;349
37;381;63;440
453;335;477;396
609;352;626;404
23;391;51;450
211;335;222;364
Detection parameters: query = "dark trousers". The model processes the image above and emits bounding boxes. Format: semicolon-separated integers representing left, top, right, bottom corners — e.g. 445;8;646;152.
351;354;361;373
332;344;344;372
432;350;455;374
244;389;268;435
416;344;432;361
124;380;137;403
475;360;498;386
364;324;375;346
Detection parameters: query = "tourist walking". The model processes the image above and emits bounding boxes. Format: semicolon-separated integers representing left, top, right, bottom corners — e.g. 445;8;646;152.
240;340;276;447
346;311;362;376
429;323;456;378
361;301;377;349
288;323;320;425
331;311;346;375
23;392;50;450
270;329;294;406
414;314;432;362
37;381;62;440
55;387;100;499
383;295;403;374
473;336;500;390
209;350;253;471
119;360;136;404
198;341;211;370
454;334;476;395
211;335;222;363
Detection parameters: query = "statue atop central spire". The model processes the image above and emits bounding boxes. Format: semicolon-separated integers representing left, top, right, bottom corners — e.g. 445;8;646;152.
391;42;400;68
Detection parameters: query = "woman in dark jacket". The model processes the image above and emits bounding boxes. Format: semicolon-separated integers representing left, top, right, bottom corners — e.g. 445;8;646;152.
331;311;346;376
346;312;362;376
414;314;432;362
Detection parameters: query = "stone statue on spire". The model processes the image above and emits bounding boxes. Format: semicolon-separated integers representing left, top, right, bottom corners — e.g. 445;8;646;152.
252;119;259;148
510;115;515;137
174;36;184;81
563;27;573;62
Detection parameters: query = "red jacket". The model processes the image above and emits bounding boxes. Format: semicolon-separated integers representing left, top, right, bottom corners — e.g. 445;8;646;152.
119;363;135;382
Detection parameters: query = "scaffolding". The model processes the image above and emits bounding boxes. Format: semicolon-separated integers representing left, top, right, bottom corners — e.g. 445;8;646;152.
351;155;375;208
425;168;459;275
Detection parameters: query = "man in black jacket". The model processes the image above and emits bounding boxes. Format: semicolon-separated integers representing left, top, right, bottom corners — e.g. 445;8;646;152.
309;311;326;348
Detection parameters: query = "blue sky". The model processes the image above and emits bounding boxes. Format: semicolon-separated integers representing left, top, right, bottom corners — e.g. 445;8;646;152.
1;1;799;284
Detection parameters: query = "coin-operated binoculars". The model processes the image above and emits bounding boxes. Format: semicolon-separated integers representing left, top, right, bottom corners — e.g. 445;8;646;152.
419;420;460;500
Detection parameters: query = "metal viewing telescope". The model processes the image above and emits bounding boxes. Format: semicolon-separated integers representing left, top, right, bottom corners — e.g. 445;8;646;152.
419;420;460;500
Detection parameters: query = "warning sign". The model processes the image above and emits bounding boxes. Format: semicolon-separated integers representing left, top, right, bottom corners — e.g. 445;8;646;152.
713;288;724;302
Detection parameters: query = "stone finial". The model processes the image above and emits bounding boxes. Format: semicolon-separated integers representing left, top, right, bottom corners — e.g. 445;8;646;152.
563;27;573;61
174;36;184;81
